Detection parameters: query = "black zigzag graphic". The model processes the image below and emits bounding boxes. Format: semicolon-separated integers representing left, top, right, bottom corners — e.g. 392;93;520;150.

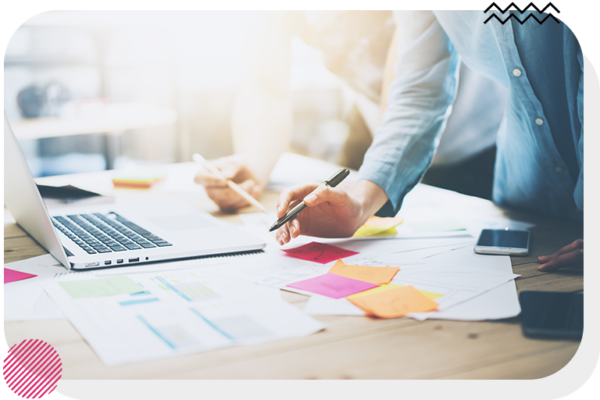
483;2;560;24
484;1;560;15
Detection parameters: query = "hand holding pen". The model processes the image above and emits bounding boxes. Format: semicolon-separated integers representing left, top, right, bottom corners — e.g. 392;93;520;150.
193;154;268;213
272;169;378;245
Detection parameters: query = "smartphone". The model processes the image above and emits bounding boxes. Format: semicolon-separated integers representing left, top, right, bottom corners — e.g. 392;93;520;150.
474;229;530;255
520;291;583;340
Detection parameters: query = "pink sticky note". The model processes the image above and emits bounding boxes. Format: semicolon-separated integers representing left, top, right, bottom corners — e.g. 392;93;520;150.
282;242;359;264
286;273;378;299
4;268;37;284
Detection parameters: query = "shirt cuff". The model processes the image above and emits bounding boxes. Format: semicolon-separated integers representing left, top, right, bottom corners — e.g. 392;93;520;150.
357;159;407;218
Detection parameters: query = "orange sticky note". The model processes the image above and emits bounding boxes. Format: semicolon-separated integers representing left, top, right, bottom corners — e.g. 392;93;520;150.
328;259;399;284
347;285;438;318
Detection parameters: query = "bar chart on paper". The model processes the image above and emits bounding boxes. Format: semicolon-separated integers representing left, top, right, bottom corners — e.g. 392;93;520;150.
42;270;324;366
150;274;220;302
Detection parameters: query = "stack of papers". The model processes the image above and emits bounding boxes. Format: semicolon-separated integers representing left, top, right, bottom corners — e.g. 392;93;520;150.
42;270;324;366
4;254;81;321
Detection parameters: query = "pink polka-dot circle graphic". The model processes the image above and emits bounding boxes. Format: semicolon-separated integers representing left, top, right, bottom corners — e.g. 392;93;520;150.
3;339;62;398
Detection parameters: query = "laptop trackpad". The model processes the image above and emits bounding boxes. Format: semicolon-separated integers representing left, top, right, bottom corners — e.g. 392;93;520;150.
150;215;216;230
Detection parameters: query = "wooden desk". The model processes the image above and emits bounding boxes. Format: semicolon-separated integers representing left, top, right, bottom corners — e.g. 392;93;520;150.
4;164;583;379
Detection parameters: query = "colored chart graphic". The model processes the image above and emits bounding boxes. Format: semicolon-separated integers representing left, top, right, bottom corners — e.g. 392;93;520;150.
137;316;199;349
151;275;219;302
3;339;62;398
190;309;271;341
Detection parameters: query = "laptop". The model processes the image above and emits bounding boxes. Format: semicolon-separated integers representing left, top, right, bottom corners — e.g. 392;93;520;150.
4;113;266;270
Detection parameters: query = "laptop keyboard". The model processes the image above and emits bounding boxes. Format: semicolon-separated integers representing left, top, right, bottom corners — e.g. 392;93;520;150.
52;212;172;255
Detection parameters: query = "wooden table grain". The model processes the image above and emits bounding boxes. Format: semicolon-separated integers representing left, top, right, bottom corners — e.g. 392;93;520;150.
3;164;583;380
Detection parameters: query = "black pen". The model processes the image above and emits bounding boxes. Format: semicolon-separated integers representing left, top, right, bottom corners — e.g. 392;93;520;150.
269;169;350;232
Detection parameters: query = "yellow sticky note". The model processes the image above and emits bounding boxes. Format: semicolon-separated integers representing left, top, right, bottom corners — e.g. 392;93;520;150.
347;285;439;318
353;215;403;237
348;283;443;301
112;166;167;189
418;289;444;301
355;226;398;237
329;259;399;285
347;283;401;299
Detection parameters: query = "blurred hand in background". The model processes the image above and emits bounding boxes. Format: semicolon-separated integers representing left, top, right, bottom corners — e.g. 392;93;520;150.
194;155;262;211
538;239;584;272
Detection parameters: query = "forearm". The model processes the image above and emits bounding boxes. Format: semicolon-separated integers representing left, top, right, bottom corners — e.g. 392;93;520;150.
358;11;459;217
232;86;292;189
350;179;389;228
231;12;293;190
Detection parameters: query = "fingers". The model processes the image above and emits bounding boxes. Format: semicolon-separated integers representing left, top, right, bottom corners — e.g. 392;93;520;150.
275;219;301;246
276;183;319;218
204;179;261;210
206;188;248;210
276;225;290;245
212;159;239;180
194;165;228;188
194;155;251;187
538;247;584;271
289;219;301;238
538;239;583;263
303;185;350;208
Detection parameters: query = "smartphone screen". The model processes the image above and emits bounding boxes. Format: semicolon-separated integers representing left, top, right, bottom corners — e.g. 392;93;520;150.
477;229;529;249
520;291;583;339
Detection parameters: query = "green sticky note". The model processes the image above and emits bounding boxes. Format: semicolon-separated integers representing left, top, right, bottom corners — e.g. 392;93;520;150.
59;275;144;299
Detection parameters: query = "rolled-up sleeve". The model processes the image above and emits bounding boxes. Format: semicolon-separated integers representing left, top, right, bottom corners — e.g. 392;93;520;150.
358;11;460;217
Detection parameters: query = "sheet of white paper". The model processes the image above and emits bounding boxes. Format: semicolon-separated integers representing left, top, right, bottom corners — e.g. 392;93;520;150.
201;252;328;289
4;254;75;321
392;247;518;314
161;163;205;194
267;153;358;192
92;257;231;276
5;254;67;278
304;296;366;316
43;270;324;366
393;272;518;311
323;237;474;255
408;280;521;321
422;245;514;276
341;238;475;267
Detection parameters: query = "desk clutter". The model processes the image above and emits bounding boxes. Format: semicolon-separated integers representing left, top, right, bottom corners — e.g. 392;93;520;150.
4;184;532;367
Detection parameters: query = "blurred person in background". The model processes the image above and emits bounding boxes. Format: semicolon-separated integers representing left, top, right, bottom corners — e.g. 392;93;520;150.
273;10;583;272
194;11;507;210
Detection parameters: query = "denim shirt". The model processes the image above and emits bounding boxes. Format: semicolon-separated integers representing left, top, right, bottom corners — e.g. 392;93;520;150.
358;11;583;221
